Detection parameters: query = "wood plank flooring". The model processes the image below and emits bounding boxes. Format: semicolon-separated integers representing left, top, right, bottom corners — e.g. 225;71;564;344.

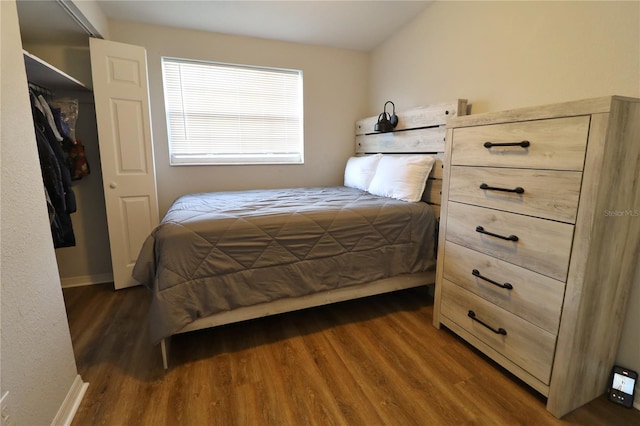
63;284;640;425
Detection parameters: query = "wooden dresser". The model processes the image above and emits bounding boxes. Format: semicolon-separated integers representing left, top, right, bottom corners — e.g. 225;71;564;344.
433;96;640;418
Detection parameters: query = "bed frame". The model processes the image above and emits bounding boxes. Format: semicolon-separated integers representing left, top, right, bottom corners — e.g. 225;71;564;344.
160;99;469;369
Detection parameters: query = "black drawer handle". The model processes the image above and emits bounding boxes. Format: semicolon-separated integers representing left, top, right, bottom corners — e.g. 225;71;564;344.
475;226;519;242
483;140;530;148
472;269;513;290
468;310;507;335
480;183;525;194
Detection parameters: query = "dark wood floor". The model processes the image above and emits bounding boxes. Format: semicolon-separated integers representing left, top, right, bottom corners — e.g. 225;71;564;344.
63;283;640;425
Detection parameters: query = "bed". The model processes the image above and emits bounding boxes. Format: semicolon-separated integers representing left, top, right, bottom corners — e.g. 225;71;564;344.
133;100;468;368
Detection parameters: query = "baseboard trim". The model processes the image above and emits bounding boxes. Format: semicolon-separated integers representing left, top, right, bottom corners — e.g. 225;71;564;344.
60;273;113;288
634;400;640;411
51;375;89;426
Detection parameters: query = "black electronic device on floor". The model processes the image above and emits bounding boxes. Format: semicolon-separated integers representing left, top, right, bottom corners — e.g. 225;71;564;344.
608;365;637;408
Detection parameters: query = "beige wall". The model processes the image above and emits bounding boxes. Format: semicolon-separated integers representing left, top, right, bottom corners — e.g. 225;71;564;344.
108;20;370;215
1;1;80;424
369;1;640;114
369;0;640;383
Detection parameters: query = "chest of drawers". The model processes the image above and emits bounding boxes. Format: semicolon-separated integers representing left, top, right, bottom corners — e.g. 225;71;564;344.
433;96;640;418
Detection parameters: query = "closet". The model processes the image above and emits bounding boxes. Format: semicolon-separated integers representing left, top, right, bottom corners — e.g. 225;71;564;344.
22;47;114;286
18;2;158;290
25;51;89;249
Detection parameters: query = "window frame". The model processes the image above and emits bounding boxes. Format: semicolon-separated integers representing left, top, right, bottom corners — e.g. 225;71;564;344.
161;57;304;166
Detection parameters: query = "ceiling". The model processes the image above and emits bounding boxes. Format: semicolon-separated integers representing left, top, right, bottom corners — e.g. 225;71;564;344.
18;0;431;52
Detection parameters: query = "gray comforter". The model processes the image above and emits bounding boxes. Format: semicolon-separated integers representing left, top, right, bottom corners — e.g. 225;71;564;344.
133;186;436;342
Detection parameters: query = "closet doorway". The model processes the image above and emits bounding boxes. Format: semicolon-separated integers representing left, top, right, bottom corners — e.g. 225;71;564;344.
17;1;159;291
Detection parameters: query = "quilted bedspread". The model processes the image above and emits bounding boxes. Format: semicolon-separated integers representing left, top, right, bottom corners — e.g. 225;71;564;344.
133;186;436;343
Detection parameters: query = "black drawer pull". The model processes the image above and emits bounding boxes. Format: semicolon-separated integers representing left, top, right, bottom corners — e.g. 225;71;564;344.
472;269;513;290
468;310;507;335
480;183;525;194
475;226;519;242
483;140;530;148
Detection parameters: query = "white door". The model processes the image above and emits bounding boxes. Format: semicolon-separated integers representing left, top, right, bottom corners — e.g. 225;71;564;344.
90;38;159;289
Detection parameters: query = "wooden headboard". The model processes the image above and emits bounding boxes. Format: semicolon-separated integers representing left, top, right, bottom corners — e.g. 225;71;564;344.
354;99;469;218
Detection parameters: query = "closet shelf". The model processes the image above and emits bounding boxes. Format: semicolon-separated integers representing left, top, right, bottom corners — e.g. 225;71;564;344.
24;50;90;92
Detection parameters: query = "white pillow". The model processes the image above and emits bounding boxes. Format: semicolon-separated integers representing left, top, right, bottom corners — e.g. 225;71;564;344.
343;153;383;191
367;155;436;202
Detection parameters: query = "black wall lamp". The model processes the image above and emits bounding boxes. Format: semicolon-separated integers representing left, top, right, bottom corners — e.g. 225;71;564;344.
374;101;398;133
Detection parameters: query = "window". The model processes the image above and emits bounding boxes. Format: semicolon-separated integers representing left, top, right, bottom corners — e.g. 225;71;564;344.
162;57;303;165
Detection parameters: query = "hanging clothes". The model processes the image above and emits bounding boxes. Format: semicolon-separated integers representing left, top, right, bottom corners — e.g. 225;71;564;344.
37;94;64;142
49;97;91;180
30;89;76;247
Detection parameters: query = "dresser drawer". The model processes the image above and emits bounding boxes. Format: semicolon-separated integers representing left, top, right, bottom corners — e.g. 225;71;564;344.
448;166;582;223
443;241;564;334
451;116;589;170
445;202;574;281
441;279;556;384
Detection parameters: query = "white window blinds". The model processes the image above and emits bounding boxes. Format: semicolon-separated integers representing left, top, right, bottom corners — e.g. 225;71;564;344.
162;57;304;165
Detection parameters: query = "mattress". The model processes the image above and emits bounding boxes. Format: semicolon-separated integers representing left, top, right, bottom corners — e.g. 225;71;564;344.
133;186;436;342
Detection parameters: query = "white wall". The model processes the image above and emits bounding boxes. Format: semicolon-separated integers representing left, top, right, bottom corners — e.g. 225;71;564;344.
1;1;80;424
369;1;639;114
107;20;370;215
369;0;640;381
